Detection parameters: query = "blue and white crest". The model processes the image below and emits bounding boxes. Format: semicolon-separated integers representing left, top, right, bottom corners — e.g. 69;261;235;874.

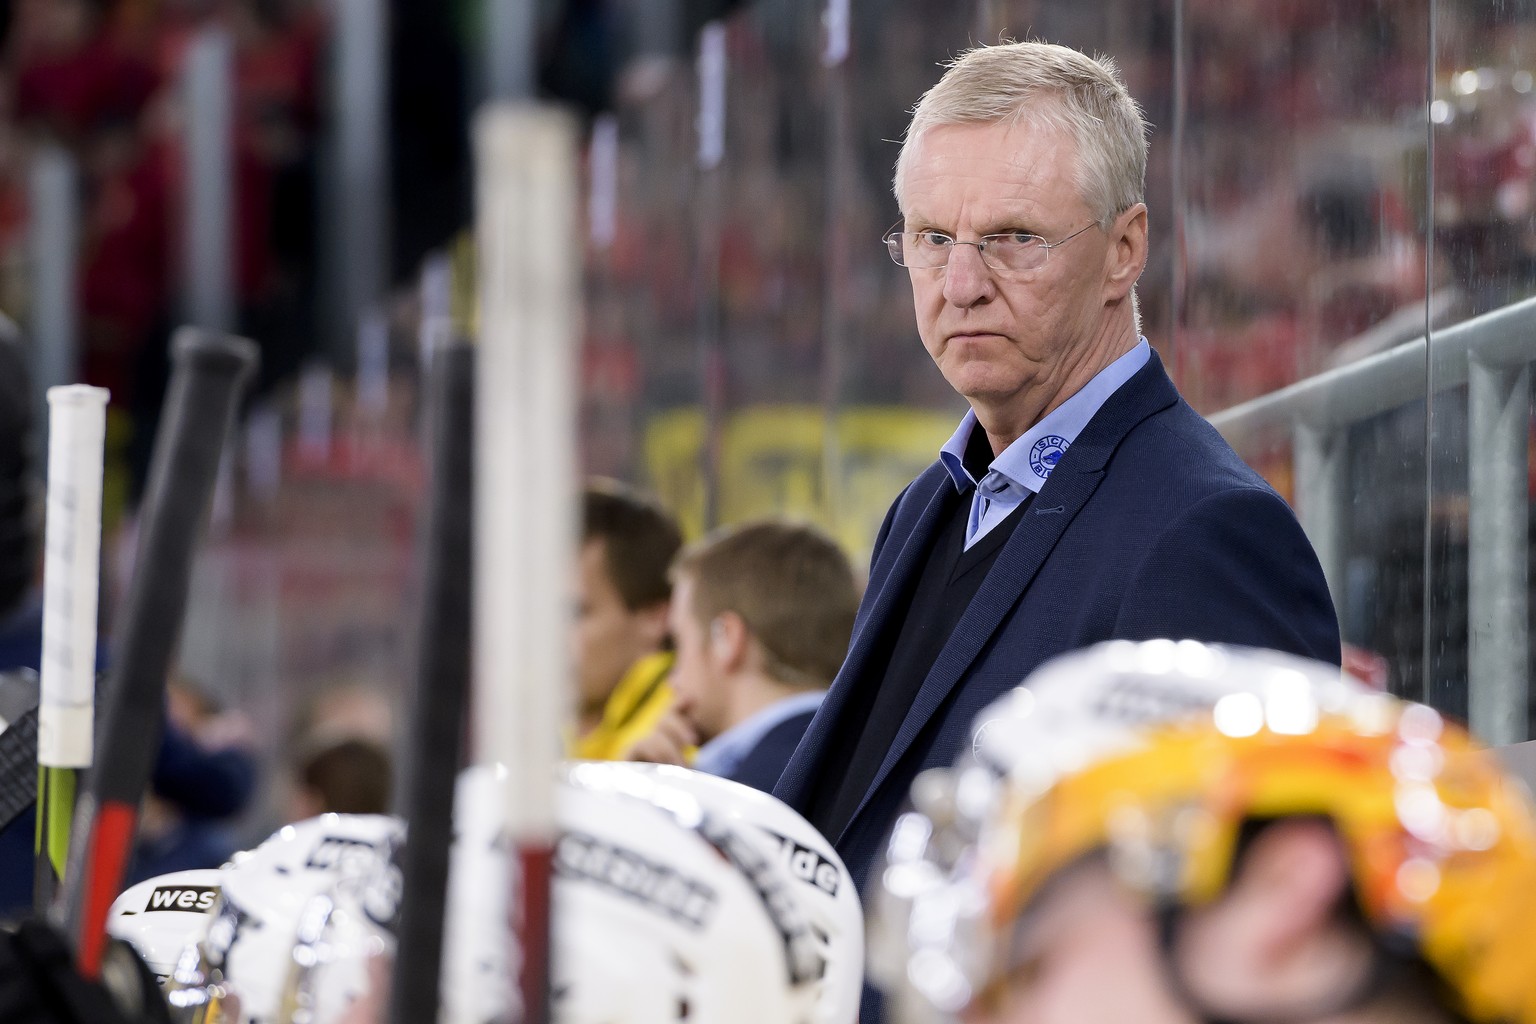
1029;435;1069;480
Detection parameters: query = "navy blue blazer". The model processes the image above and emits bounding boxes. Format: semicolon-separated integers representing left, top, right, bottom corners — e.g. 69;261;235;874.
721;708;818;795
774;351;1340;892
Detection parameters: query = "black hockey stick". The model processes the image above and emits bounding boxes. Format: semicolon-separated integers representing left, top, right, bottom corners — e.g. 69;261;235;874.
58;328;256;977
387;337;475;1024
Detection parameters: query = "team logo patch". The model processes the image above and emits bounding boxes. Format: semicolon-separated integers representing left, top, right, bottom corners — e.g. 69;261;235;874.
142;884;220;913
1029;435;1069;480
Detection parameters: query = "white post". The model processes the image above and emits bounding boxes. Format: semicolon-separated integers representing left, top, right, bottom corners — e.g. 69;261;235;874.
821;0;851;526
587;114;619;251
297;362;334;464
1468;357;1529;744
1294;422;1348;629
473;98;577;843
417;251;453;370
28;146;79;423
356;309;390;421
484;0;538;101
694;23;727;528
39;385;110;769
182;28;235;333
473;102;579;1020
333;0;389;346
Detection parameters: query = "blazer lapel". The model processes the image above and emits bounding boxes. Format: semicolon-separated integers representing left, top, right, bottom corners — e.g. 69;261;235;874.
836;350;1182;841
774;470;957;808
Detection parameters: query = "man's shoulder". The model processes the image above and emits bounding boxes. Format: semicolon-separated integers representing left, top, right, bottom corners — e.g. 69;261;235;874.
1120;397;1277;495
726;707;819;794
754;705;819;744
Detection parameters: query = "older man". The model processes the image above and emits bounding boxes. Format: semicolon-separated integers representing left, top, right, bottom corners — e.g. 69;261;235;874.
774;41;1339;893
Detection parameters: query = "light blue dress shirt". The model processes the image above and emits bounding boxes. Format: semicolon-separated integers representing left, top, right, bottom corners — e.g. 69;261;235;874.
691;689;827;779
939;338;1151;549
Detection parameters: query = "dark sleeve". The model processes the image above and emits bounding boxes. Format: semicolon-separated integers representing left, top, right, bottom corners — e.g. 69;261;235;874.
0;806;36;920
722;713;816;795
152;723;257;820
1114;487;1342;664
867;479;911;568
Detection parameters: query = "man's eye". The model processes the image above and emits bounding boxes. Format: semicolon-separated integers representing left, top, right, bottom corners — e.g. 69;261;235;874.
916;231;952;248
1001;232;1040;246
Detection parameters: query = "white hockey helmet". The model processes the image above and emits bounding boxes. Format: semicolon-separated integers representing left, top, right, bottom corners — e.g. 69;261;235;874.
284;828;404;1024
164;812;402;1024
554;769;825;1024
279;766;516;1024
584;762;863;1023
108;869;223;982
422;762;826;1024
438;763;518;1024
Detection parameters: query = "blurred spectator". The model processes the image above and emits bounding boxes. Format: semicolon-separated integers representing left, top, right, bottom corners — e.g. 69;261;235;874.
569;478;682;760
291;678;396;751
288;735;390;819
0;0;337;501
651;519;858;794
127;675;257;883
12;0;155;145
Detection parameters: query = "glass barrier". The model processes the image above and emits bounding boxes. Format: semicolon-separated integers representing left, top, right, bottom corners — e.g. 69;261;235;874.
1429;0;1536;740
8;0;1535;818
579;0;1534;742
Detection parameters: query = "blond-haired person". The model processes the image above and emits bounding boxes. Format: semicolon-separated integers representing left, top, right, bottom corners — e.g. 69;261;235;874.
775;41;1340;900
634;520;859;795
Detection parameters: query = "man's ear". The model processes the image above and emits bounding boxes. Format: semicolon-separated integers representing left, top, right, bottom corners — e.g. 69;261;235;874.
708;611;751;671
1173;818;1372;1020
1103;203;1147;304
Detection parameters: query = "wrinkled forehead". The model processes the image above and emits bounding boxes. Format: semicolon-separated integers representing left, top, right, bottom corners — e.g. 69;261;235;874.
898;116;1081;215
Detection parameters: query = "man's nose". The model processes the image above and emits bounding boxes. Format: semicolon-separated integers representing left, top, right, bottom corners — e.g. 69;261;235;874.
942;241;996;307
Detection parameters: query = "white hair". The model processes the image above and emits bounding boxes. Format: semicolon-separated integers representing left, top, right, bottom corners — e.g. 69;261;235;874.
893;41;1150;227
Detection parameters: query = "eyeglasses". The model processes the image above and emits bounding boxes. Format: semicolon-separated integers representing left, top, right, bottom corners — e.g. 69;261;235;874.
882;222;1096;273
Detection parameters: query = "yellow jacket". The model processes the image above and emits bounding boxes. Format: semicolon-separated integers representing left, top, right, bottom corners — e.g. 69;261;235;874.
571;651;676;761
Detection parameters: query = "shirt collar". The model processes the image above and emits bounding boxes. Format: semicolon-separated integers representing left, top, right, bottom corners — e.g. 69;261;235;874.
940;337;1151;495
691;689;826;778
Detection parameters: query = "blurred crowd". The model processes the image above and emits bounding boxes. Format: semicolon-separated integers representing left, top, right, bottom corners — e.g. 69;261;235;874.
0;0;327;492
595;0;1536;436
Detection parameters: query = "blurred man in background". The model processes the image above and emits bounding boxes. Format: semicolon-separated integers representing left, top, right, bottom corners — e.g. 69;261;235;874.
652;519;859;793
569;479;682;760
288;735;391;820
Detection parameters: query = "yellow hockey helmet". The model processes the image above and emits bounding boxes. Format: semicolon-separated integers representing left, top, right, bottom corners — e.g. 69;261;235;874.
870;640;1536;1024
